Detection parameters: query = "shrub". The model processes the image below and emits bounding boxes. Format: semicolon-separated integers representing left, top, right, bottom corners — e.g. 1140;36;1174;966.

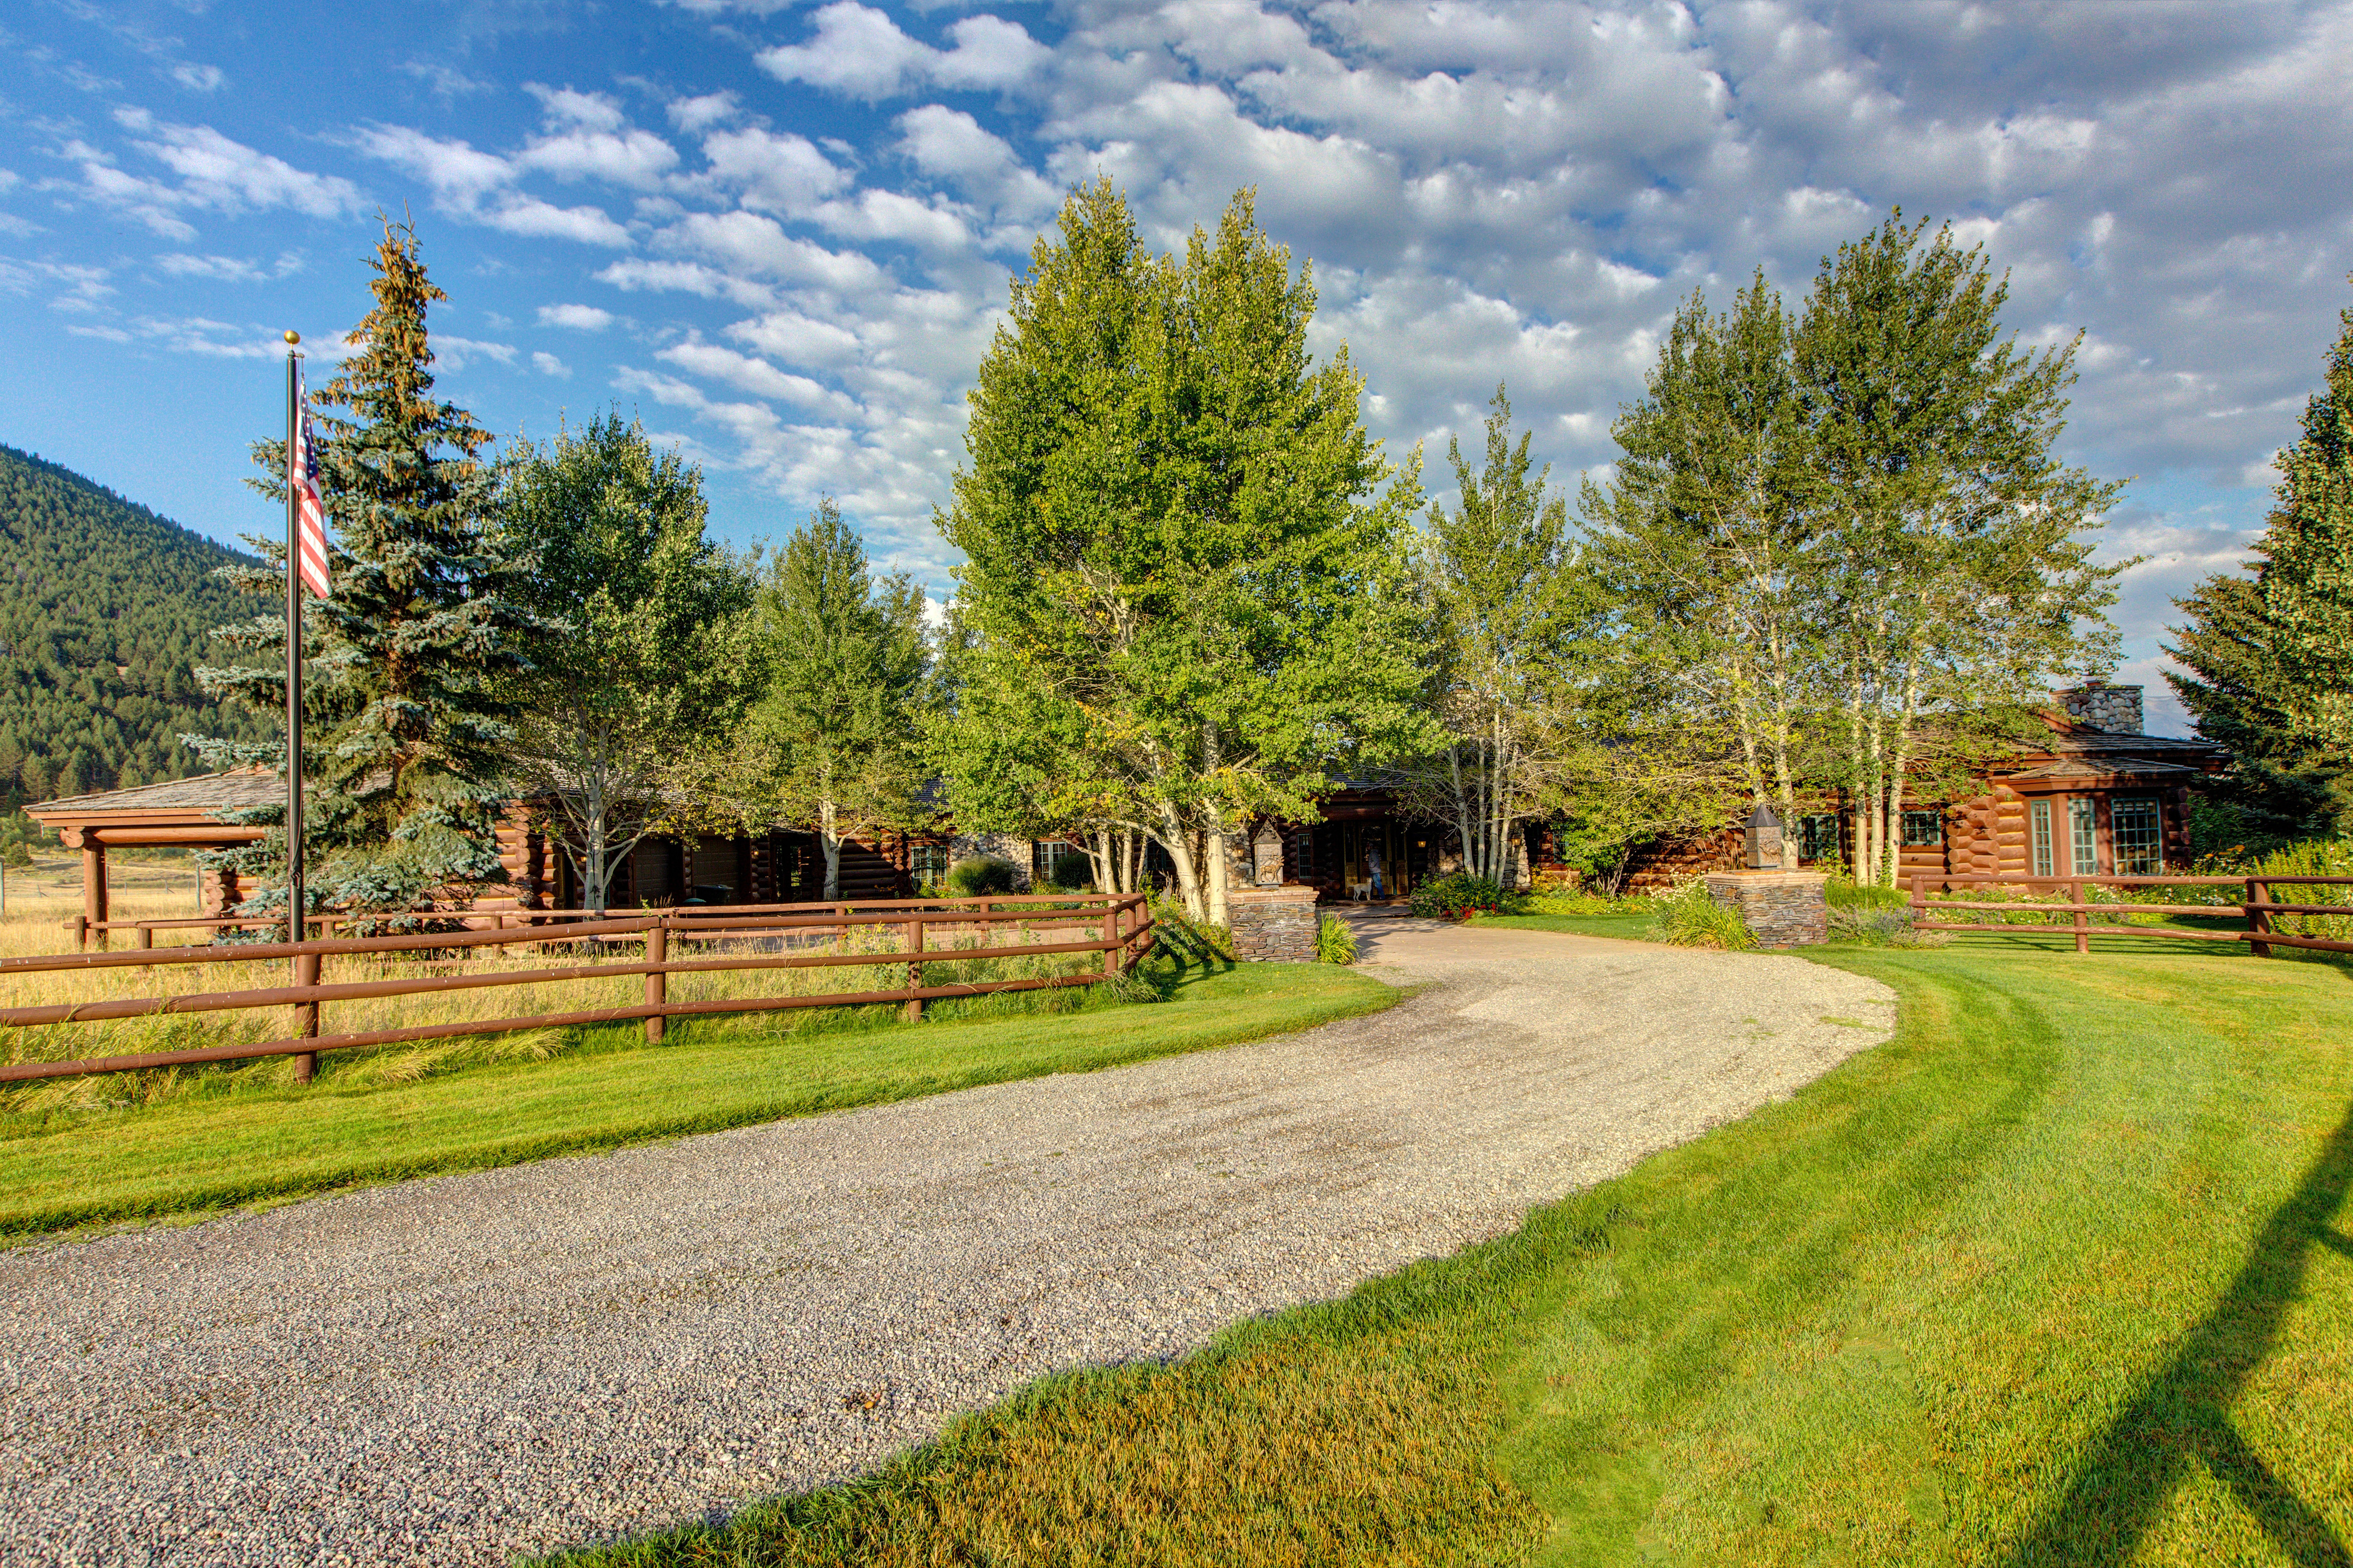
1826;902;1946;948
1647;882;1756;951
1826;879;1910;911
1408;873;1517;921
1522;891;1654;918
1316;913;1358;965
2252;838;2353;946
945;855;1021;897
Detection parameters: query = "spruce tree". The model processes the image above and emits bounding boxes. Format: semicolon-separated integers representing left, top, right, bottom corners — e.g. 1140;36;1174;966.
2169;281;2353;839
200;219;538;921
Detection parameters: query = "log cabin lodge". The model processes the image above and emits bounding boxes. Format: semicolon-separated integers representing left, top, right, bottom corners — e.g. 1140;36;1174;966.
27;684;2221;931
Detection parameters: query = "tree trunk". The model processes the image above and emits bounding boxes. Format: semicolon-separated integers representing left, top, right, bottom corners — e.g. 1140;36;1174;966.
1155;801;1207;921
585;780;609;913
819;798;842;901
1201;723;1229;928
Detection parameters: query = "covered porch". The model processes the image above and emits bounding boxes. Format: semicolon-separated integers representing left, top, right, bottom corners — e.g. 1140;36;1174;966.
24;771;275;945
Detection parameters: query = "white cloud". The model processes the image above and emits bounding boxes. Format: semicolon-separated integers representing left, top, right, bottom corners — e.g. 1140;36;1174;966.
668;91;740;134
64;314;310;358
654;210;886;291
60;112;361;238
811;188;971;251
0;256;114;311
699;127;849;215
538;303;615;330
516;86;680;188
755;3;1049;100
658;337;861;415
532;350;570;377
432;335;519;372
351;124;633;247
595;257;779;308
172;62;224;93
896;105;1057;218
156;250;303;282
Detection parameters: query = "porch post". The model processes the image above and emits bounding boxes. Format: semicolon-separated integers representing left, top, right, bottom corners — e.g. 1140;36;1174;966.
82;842;109;951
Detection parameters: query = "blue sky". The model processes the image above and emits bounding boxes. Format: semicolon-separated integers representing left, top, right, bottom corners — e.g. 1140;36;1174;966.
5;1;2351;737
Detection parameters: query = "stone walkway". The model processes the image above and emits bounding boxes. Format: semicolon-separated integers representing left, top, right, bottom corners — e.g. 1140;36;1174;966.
0;915;1893;1566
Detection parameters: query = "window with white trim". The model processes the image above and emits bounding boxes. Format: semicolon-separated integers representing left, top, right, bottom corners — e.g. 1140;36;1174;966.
2112;796;2162;876
2068;797;2098;876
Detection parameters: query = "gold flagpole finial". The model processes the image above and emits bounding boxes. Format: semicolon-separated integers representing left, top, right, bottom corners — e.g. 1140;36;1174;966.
283;330;301;346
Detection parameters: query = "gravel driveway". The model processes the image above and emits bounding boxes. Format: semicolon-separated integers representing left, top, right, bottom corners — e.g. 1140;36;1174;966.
0;914;1893;1567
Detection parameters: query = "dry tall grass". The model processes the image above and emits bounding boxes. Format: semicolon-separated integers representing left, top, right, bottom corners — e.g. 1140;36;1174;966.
2;895;1120;1113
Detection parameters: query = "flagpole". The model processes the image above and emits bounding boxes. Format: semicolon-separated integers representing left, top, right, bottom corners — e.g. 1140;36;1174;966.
282;331;305;952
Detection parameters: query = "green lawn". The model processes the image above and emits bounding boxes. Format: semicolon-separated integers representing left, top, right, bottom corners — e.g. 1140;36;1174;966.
0;957;1397;1237
1470;910;1658;941
550;939;2353;1567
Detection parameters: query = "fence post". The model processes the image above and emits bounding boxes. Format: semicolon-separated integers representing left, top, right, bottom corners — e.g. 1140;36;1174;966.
902;918;923;1023
137;923;154;951
74;915;87;953
2247;877;2274;959
1102;898;1121;979
2071;879;2088;955
292;943;319;1084
644;918;667;1044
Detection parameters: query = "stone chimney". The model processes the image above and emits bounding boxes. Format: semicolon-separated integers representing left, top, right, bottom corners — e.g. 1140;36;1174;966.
2058;683;2143;735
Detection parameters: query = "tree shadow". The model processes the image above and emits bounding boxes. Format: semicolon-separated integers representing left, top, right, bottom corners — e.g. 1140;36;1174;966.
1998;1099;2353;1567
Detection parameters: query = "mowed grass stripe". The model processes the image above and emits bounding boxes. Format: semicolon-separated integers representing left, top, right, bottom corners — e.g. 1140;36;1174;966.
545;944;2353;1567
0;959;1397;1236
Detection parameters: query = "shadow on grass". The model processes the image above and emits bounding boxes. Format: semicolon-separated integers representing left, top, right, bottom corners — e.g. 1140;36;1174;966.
2000;1098;2353;1568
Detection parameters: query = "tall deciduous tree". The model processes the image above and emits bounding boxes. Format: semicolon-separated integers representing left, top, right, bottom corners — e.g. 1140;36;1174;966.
1795;212;2124;884
202;219;537;919
943;180;1431;924
498;413;755;911
1398;385;1589;885
1584;273;1821;832
2169;280;2353;838
716;501;932;901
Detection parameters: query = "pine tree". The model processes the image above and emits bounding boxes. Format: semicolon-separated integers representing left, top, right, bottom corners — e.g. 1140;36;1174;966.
200;219;539;921
2168;281;2353;838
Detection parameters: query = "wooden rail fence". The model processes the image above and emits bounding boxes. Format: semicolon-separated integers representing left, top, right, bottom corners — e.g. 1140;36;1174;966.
1903;874;2353;957
4;894;1154;1086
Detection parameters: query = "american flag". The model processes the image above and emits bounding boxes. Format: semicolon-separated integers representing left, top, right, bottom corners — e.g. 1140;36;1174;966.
290;362;332;597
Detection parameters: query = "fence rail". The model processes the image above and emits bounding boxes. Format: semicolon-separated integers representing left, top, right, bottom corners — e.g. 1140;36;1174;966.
1902;874;2353;958
5;893;1154;1086
68;893;1116;951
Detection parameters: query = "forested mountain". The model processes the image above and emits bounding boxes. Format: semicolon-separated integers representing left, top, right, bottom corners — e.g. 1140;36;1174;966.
0;443;272;806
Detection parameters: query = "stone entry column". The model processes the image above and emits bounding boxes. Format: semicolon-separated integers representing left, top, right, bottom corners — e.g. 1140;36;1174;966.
1228;884;1320;962
1701;869;1829;948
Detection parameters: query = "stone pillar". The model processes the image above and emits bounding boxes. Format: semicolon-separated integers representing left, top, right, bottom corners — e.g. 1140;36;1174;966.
1701;869;1829;948
1227;885;1320;962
